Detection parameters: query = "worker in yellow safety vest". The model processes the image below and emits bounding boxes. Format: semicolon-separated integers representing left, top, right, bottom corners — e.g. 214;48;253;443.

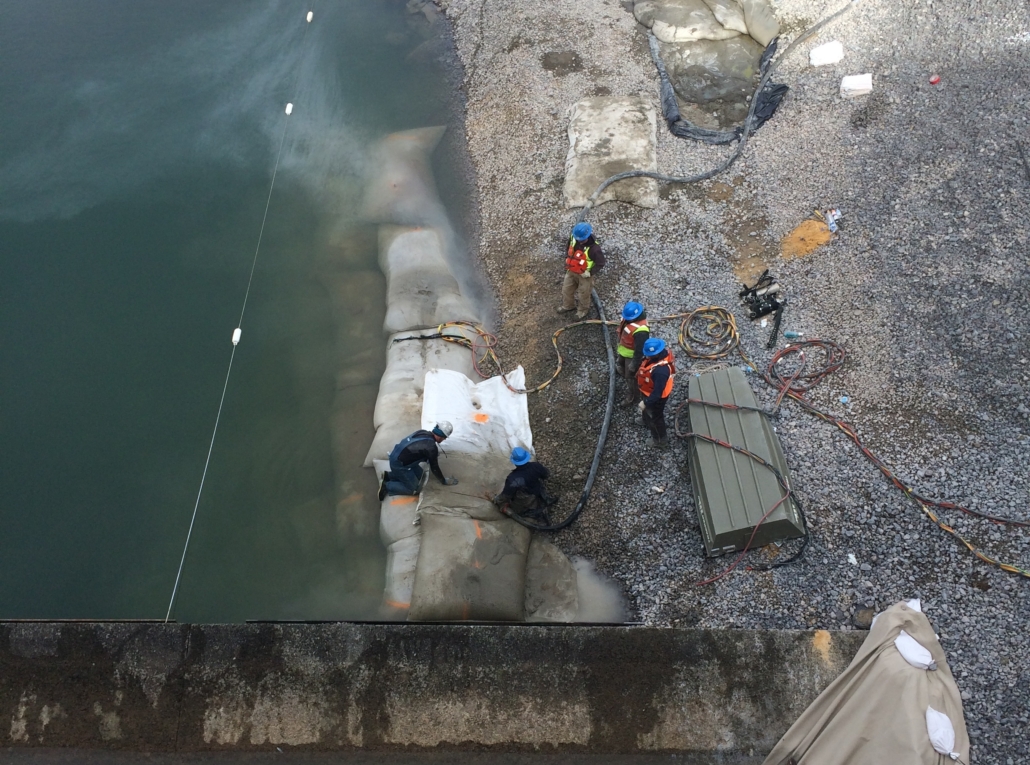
557;221;605;320
616;301;650;405
635;338;675;447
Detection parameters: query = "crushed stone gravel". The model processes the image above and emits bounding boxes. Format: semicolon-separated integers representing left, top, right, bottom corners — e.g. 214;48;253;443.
431;0;1030;761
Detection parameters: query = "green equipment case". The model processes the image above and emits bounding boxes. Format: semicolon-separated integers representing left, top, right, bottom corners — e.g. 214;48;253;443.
686;366;805;556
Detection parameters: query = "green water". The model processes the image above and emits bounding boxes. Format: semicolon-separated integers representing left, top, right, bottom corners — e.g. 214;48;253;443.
0;0;470;621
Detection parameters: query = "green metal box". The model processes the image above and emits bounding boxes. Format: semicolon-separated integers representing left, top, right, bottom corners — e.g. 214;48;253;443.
686;367;805;556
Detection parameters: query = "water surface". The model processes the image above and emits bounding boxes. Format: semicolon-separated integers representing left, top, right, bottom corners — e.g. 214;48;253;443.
0;0;470;621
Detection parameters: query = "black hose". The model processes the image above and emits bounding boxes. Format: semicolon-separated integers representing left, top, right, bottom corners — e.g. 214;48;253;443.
501;288;616;532
575;0;859;222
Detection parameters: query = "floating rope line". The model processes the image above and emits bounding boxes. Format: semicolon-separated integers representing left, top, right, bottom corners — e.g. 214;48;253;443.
165;8;317;623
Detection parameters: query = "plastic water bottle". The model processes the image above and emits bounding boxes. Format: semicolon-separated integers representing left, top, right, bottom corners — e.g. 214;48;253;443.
784;331;803;339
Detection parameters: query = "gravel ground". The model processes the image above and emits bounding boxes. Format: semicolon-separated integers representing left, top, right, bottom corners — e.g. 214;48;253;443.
434;0;1029;761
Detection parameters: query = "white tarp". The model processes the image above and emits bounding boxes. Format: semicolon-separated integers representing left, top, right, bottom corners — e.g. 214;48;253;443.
421;367;533;457
564;96;658;210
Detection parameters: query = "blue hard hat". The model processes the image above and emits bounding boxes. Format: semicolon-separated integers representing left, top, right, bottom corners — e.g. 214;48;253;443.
642;337;666;357
571;222;592;241
510;446;531;466
622;301;645;321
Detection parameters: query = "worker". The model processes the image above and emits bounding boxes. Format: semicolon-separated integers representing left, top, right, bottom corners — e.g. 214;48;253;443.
635;338;675;447
492;446;557;524
379;421;458;498
557;221;605;320
616;301;650;405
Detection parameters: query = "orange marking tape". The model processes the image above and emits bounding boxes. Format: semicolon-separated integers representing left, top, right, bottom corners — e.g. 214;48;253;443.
338;492;363;505
384;600;410;609
473;520;482;539
473;412;489;423
390;496;418;505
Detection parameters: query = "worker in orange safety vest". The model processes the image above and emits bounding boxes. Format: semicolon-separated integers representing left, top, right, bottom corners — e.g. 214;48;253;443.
616;300;650;406
557;221;605;320
635;337;675;446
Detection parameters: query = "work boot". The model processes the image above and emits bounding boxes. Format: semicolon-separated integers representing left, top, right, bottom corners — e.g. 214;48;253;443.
651;436;669;448
633;415;644;426
556;306;575;314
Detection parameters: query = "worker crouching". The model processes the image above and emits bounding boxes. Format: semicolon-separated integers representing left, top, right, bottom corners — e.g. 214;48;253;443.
379;421;459;498
492;447;557;525
635;338;675;447
616;300;649;406
557;222;605;320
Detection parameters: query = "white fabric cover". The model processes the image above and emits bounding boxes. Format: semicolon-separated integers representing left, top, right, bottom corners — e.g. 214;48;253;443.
895;630;938;671
421;367;533;457
378;225;480;333
564;96;658;210
925;707;959;759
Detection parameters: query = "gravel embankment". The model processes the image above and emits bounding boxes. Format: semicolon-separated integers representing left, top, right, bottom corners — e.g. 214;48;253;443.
438;0;1029;761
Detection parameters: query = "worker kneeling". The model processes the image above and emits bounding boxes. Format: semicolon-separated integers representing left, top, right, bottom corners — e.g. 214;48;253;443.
492;447;557;525
636;338;675;447
380;421;458;498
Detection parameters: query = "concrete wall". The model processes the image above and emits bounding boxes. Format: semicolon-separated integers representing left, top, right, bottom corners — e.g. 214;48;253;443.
2;622;863;755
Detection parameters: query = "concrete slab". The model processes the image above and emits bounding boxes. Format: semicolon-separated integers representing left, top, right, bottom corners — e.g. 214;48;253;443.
2;622;864;755
563;97;658;210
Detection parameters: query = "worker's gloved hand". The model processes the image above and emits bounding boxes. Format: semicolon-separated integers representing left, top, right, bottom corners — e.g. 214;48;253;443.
638;400;646;412
581;270;591;278
443;477;459;486
491;494;505;506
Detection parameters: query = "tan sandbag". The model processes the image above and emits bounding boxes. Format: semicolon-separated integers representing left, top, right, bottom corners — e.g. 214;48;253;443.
361;126;447;225
408;513;531;622
378;225;481;333
564;96;658;209
740;0;779;47
762;601;969;765
702;0;748;35
383;534;421;612
524;536;579;622
635;0;741;43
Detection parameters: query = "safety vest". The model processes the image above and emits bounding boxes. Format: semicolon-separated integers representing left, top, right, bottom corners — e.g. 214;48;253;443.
617;320;649;358
636;355;676;399
566;235;594;274
389;431;434;466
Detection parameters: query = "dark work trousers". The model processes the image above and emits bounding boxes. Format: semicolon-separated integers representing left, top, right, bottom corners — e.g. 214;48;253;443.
384;461;424;496
616;356;639;405
642;397;669;441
